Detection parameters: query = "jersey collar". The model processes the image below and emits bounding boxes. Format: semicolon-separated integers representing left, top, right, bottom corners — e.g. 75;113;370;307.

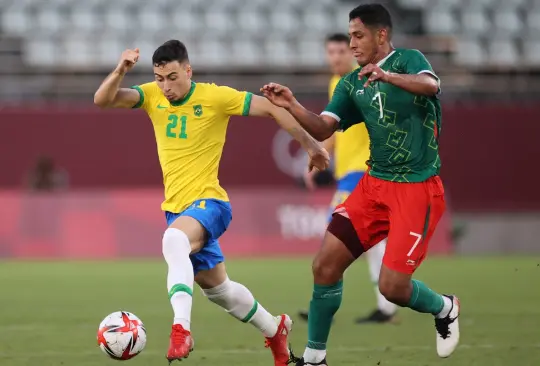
171;81;196;106
376;50;396;67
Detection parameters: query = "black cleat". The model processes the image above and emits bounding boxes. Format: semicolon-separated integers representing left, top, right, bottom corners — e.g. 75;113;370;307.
287;347;328;365
292;358;328;366
435;295;460;358
355;309;397;324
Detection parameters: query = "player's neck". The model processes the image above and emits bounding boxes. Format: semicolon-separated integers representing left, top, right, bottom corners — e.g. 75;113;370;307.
178;80;193;100
370;44;395;65
171;80;194;104
338;63;357;77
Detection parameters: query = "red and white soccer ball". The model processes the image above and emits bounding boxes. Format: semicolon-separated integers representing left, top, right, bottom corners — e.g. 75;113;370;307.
97;311;147;360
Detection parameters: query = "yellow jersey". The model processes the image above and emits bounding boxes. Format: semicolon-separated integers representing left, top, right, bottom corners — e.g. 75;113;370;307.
131;81;252;213
328;75;370;180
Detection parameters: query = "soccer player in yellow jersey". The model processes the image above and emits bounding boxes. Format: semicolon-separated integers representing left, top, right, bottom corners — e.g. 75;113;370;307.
94;40;329;365
298;34;397;325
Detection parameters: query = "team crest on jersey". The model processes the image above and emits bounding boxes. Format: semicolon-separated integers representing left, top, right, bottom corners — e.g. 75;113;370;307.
193;104;203;117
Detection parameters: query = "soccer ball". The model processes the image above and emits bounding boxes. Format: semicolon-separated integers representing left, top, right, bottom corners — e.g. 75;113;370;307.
97;311;147;360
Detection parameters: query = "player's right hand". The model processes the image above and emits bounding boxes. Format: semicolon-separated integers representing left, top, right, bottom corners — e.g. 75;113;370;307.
116;48;140;74
261;83;295;109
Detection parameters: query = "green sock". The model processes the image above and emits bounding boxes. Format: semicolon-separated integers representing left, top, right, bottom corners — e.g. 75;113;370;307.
306;281;343;350
407;279;444;315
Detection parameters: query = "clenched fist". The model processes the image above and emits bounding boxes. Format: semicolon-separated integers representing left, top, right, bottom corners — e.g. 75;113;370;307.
116;48;140;74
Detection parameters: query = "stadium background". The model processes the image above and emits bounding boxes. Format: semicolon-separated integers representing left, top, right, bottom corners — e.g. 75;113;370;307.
1;0;540;365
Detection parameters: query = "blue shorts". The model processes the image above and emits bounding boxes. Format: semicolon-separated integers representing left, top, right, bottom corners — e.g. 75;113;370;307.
328;171;365;221
165;199;232;275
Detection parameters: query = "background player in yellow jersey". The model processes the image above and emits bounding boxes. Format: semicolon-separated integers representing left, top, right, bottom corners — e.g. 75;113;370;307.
298;34;397;324
94;40;329;365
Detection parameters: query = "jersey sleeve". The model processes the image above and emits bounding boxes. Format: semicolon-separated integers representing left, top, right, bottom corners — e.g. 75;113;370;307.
321;78;364;132
215;85;253;116
130;82;156;112
400;49;440;91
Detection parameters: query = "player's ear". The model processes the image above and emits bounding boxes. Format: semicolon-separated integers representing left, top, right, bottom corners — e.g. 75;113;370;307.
184;63;193;78
378;29;388;45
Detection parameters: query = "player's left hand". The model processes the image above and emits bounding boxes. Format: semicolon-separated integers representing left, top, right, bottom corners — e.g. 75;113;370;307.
358;64;388;88
307;147;330;173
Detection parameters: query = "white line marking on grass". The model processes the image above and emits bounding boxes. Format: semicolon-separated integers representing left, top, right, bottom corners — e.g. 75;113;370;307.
0;344;539;358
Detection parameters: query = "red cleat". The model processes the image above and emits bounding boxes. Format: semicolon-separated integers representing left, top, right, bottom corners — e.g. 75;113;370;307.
166;324;194;363
265;314;293;366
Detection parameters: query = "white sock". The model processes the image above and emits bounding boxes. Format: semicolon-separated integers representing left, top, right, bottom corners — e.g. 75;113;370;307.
162;228;194;331
202;278;278;338
368;239;397;315
303;348;326;364
436;296;453;319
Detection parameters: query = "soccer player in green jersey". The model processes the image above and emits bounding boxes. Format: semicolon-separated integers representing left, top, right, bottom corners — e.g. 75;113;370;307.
262;4;460;365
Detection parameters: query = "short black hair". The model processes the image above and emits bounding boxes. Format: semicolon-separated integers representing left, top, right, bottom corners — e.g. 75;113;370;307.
325;33;350;44
349;4;392;32
152;40;189;66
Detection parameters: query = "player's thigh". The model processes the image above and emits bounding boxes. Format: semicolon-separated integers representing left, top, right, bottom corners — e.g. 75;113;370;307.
335;175;389;251
195;262;228;290
383;177;446;275
313;220;358;285
168;216;207;253
168;199;233;254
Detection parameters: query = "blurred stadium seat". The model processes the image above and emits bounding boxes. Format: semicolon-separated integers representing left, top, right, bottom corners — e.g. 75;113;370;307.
1;0;540;100
1;0;538;69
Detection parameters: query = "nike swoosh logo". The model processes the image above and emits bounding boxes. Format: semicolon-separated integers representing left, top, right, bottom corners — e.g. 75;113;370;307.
157;105;167;109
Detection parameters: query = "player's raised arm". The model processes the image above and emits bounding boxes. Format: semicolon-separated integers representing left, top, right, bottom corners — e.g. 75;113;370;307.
261;83;342;142
358;50;439;96
94;49;142;109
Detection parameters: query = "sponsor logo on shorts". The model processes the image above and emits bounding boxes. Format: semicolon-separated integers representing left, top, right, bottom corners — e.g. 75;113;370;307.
406;259;417;266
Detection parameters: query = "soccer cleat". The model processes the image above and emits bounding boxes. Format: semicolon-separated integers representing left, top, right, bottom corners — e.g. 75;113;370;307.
355;309;397;324
166;324;194;363
435;295;460;358
265;314;293;366
294;358;328;366
287;348;328;366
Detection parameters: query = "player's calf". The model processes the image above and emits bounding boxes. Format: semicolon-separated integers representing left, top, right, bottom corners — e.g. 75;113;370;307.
299;217;358;364
200;276;292;365
379;265;460;357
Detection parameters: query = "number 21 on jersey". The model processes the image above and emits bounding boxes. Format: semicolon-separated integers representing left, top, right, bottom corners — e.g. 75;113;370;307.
167;115;188;139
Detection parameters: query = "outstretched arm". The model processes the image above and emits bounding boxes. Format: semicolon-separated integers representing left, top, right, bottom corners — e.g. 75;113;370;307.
359;50;440;96
248;95;328;149
94;48;141;108
360;64;438;96
248;95;330;170
260;83;339;142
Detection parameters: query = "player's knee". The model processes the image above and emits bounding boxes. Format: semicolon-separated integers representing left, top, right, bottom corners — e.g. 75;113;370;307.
378;279;410;306
162;228;191;259
312;255;342;285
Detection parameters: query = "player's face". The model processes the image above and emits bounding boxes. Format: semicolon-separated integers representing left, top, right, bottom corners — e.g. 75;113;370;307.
325;41;354;76
153;61;193;102
348;18;386;66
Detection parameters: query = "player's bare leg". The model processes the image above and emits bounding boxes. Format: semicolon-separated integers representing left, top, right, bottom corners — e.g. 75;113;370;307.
164;216;206;362
379;265;460;357
355;239;398;324
291;215;358;366
196;263;292;366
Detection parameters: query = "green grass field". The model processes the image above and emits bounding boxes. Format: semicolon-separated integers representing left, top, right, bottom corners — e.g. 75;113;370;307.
1;257;539;366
